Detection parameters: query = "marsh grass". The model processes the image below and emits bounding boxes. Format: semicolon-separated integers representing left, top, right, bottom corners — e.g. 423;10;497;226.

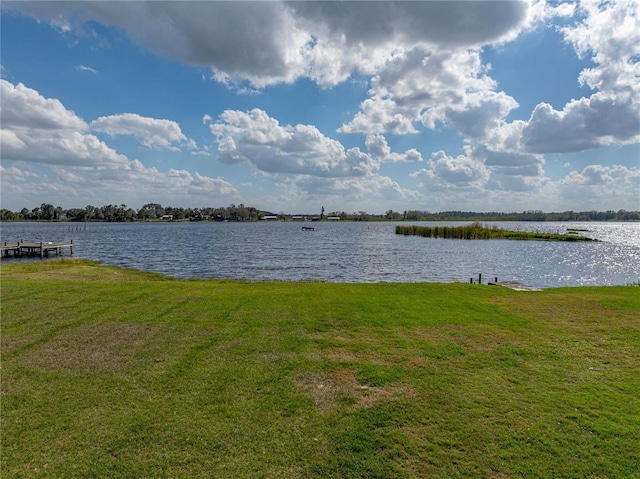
2;260;638;478
396;222;598;241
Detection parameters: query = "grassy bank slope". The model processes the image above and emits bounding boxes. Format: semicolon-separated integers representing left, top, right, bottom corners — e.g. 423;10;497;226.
2;260;639;478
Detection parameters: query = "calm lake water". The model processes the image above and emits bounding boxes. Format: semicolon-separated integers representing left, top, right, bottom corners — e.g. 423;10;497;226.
1;221;638;288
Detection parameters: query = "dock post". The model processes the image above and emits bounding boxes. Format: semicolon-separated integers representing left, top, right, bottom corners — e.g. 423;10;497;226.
495;277;498;283
40;242;44;259
478;273;482;284
470;278;473;284
71;239;74;255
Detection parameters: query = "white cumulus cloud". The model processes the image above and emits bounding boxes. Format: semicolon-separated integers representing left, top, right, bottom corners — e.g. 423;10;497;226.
365;134;423;163
0;79;239;208
91;113;197;151
411;150;489;192
0;79;126;166
209;108;381;177
208;109;423;178
520;0;640;154
555;164;640;209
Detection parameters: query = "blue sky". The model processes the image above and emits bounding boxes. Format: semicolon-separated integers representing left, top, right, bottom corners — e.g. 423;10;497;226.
1;1;639;214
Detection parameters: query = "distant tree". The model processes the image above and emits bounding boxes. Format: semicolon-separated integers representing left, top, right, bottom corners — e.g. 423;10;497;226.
65;208;86;221
385;209;402;220
1;209;18;221
236;205;250;221
354;211;370;221
39;203;55;220
165;206;186;220
84;205;97;221
138;203;165;220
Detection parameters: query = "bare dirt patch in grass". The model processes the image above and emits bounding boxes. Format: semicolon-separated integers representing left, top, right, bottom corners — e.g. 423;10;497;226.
1;334;37;356
297;366;417;412
297;367;385;412
23;322;163;373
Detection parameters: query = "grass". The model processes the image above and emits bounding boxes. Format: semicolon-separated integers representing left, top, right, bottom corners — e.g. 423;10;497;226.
396;222;599;241
2;259;639;478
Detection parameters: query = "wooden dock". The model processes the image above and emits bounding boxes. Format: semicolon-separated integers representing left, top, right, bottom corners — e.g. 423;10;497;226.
487;280;541;291
471;274;541;291
1;240;74;259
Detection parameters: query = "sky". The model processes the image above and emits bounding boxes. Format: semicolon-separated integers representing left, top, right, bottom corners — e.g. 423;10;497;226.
1;0;639;215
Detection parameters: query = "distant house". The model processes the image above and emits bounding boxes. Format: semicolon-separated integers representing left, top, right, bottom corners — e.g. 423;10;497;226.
327;216;341;221
262;215;278;221
292;216;305;221
161;214;173;221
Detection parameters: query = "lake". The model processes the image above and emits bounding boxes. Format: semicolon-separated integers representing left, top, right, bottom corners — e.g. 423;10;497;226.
1;221;638;288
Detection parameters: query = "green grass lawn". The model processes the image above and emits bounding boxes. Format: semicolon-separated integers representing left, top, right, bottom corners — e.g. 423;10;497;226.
2;259;639;478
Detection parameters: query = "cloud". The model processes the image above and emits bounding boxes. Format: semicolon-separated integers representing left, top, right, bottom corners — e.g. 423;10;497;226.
563;164;640;187
0;165;39;181
342;0;639;164
293;1;528;86
519;0;640;154
91;113;197;151
521;95;640;153
556;164;640;208
207;109;427;207
411;150;489;192
413;0;640;188
274;174;424;212
0;80;129;166
339;96;419;135
430;91;519;140
11;1;637;159
339;48;516;137
2;160;239;210
562;0;639;97
209;109;423;178
7;1;529;89
474;145;544;177
365;134;422;163
292;1;527;49
6;1;310;88
53;160;237;199
0;79;239;207
77;65;97;73
410;143;548;196
0;79;88;132
4;1;638;213
209;108;386;178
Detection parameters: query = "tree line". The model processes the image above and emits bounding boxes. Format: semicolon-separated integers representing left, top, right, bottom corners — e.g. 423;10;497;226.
393;209;640;222
1;203;638;222
0;203;274;222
